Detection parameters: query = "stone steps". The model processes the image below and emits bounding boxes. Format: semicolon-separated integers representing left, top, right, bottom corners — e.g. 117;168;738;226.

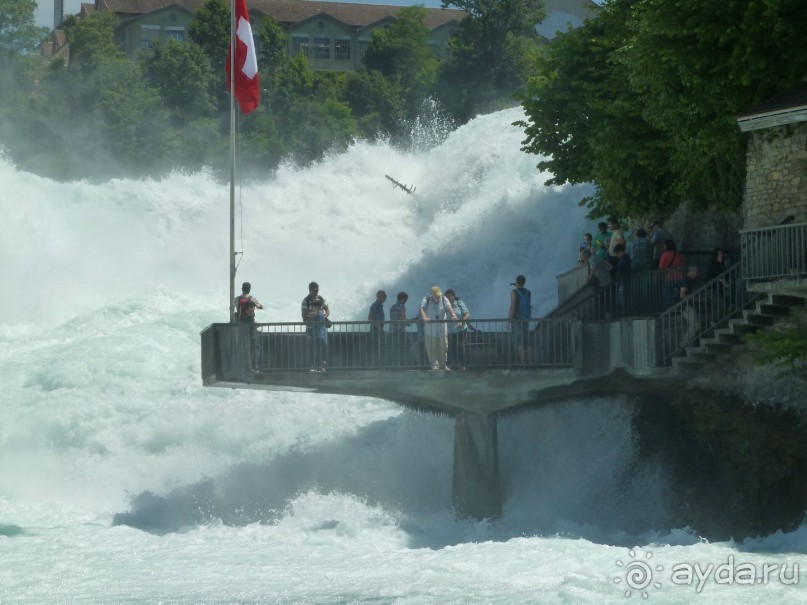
671;290;807;374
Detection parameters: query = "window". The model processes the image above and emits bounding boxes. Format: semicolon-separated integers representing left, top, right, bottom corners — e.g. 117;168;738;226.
334;38;350;61
312;37;330;59
140;24;160;50
165;27;185;42
291;36;309;57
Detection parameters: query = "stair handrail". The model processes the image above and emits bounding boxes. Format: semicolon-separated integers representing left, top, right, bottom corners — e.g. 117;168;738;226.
658;261;760;364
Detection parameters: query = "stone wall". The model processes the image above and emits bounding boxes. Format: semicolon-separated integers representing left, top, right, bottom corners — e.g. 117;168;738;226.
743;121;807;229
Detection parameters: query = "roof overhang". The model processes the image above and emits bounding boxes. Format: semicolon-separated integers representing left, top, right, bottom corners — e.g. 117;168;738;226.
737;106;807;132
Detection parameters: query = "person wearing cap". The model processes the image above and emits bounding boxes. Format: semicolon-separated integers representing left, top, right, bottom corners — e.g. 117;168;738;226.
419;286;457;370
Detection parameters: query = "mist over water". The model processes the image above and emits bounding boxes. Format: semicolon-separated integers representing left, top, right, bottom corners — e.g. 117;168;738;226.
1;108;804;603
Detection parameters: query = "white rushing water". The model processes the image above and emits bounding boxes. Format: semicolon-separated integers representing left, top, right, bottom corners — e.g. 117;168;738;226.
0;108;804;603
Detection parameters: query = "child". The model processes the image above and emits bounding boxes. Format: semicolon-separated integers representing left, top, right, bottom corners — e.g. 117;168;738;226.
308;300;328;372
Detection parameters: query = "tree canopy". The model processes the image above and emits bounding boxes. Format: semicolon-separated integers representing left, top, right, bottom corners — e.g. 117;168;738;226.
0;0;47;57
520;0;807;218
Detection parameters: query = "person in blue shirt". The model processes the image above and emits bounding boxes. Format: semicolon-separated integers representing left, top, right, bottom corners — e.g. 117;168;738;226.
445;289;470;370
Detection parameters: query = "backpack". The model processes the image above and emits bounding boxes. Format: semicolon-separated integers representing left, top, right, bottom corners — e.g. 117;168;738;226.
514;287;531;320
238;296;255;321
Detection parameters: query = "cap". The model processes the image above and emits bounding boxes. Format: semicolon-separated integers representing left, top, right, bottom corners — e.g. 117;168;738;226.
431;286;442;297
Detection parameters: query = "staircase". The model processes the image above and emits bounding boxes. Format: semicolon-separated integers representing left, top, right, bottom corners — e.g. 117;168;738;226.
672;292;807;373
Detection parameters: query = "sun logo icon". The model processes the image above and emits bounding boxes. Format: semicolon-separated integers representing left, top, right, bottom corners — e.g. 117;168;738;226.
614;549;663;598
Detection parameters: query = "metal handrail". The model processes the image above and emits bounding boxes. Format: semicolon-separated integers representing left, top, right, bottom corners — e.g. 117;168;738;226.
741;221;807;282
658;262;759;363
250;318;575;372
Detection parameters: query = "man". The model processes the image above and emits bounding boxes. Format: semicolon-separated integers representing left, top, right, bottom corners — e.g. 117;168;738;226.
301;281;330;322
650;220;672;268
592;222;611;259
508;275;532;365
233;281;264;370
389;292;409;366
419;286;457;370
301;281;330;370
367;290;386;366
679;265;701;345
444;289;470;370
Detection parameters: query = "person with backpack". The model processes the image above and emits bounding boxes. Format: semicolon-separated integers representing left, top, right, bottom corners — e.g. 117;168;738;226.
445;289;471;370
419;286;458;370
509;275;533;366
233;281;264;371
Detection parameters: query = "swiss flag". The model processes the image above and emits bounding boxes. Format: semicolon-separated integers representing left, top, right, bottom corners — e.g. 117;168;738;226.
226;0;259;114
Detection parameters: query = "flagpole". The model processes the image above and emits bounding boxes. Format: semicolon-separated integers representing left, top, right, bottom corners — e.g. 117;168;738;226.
229;0;236;323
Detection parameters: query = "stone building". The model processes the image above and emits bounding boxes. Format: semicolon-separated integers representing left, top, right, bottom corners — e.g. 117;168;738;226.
737;83;807;229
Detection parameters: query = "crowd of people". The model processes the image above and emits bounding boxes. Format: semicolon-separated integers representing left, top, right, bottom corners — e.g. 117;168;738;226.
577;217;733;341
234;277;535;372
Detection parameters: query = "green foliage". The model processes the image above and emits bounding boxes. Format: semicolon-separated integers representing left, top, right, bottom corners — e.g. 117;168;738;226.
745;325;807;375
189;0;229;73
439;0;544;121
257;15;289;68
519;0;807;217
519;3;679;218
0;0;48;57
61;12;123;70
141;40;218;124
363;6;437;117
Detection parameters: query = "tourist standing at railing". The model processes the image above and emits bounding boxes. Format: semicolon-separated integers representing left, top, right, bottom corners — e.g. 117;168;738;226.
420;286;457;370
658;239;686;309
607;217;627;259
302;281;330;372
509;275;533;365
612;244;632;315
592;222;611;259
650;220;672;268
630;228;654;272
389;292;409;366
679;266;702;346
367;290;387;366
234;281;264;371
445;289;470;370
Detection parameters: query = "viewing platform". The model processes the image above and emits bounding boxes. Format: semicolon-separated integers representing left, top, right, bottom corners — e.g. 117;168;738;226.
201;221;807;520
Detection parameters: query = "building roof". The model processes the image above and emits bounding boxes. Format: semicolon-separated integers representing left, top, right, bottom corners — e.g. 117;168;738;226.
98;0;464;29
737;82;807;132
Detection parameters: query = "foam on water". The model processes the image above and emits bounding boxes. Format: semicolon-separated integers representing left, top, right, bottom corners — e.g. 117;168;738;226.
0;108;804;603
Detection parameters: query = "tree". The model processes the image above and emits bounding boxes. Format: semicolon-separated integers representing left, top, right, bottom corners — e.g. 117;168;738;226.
142;39;218;124
189;0;230;73
519;0;807;218
0;0;47;57
61;11;123;70
619;0;807;210
519;0;679;218
439;0;544;121
257;14;289;69
363;6;437;117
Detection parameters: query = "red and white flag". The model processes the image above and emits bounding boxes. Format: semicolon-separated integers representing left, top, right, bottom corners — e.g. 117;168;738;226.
225;0;259;114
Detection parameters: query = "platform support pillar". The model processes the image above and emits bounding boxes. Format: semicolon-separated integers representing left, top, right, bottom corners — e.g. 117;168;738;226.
452;411;501;520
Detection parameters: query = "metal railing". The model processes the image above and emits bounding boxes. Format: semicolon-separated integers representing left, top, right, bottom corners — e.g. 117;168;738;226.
741;221;807;282
553;251;730;322
250;318;575;372
658;262;759;363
